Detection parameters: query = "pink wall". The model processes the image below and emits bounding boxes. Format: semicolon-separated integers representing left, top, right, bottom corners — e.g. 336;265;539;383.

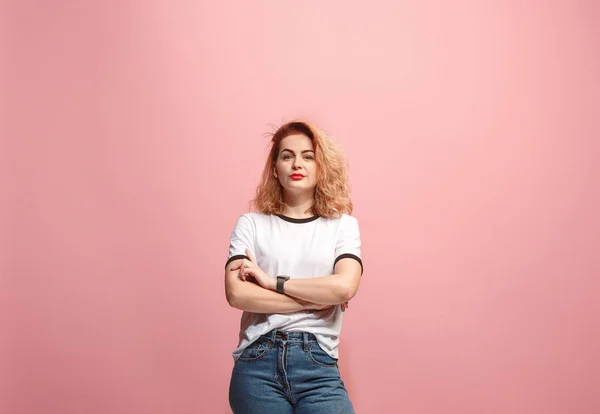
3;1;599;413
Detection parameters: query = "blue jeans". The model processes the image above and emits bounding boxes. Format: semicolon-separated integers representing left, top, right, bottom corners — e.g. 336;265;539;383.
229;330;355;413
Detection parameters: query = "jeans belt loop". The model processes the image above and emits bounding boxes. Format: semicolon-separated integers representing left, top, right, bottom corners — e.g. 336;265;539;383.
303;332;309;351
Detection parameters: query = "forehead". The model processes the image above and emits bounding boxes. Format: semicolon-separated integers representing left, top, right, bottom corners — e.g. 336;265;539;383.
279;134;314;151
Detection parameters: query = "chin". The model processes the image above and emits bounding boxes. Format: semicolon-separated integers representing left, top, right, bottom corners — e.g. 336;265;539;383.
285;185;315;192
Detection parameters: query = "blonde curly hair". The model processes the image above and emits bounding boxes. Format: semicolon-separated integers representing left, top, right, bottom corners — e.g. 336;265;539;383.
250;120;353;219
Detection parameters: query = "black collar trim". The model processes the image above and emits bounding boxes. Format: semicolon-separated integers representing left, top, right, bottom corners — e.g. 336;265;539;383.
276;214;320;223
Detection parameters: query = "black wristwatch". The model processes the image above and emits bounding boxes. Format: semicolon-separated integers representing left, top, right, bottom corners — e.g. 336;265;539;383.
276;275;291;294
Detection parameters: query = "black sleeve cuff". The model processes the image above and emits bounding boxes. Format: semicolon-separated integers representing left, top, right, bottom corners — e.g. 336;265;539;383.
334;253;363;275
225;254;249;269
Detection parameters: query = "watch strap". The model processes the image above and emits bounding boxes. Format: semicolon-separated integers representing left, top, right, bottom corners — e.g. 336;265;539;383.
276;275;290;294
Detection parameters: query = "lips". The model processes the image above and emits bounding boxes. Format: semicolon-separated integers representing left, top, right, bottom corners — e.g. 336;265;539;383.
290;174;304;180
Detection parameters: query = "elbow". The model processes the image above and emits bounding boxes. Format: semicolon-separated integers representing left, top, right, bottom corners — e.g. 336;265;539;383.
226;288;239;309
227;295;237;308
338;282;357;303
340;288;355;303
337;273;360;303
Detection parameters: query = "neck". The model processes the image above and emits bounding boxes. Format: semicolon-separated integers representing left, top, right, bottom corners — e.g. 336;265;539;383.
281;191;315;218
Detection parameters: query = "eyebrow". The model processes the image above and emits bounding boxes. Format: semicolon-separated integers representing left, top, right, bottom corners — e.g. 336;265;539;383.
280;149;315;155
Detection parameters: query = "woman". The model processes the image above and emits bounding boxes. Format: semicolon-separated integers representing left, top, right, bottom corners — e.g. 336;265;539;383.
225;120;363;413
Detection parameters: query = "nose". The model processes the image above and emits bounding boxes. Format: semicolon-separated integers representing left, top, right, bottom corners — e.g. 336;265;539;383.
292;157;303;169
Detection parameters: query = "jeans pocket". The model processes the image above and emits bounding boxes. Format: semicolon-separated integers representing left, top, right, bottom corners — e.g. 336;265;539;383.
307;342;338;368
237;339;270;362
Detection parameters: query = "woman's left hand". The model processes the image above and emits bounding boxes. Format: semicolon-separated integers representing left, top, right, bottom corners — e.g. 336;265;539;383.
230;249;276;291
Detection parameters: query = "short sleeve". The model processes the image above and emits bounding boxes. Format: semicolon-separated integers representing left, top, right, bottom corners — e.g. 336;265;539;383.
225;214;255;269
333;215;363;275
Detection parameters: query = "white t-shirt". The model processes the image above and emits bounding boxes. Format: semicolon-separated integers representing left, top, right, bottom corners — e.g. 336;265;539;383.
225;212;363;361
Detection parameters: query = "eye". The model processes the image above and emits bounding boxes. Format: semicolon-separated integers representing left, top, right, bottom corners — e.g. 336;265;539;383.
304;155;314;160
282;155;292;160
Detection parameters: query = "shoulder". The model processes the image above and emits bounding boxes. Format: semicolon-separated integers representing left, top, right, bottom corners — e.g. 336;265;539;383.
340;213;358;223
239;212;273;221
336;214;360;236
234;212;274;227
319;212;356;223
336;213;359;227
317;213;360;233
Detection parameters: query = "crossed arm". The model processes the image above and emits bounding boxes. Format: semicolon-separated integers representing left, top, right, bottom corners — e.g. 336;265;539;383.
224;250;362;314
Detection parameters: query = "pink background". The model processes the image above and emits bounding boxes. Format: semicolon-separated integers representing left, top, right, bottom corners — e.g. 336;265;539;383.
3;1;599;413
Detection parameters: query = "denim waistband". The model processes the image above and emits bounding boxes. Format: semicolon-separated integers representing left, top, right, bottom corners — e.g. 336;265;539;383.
260;329;319;343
